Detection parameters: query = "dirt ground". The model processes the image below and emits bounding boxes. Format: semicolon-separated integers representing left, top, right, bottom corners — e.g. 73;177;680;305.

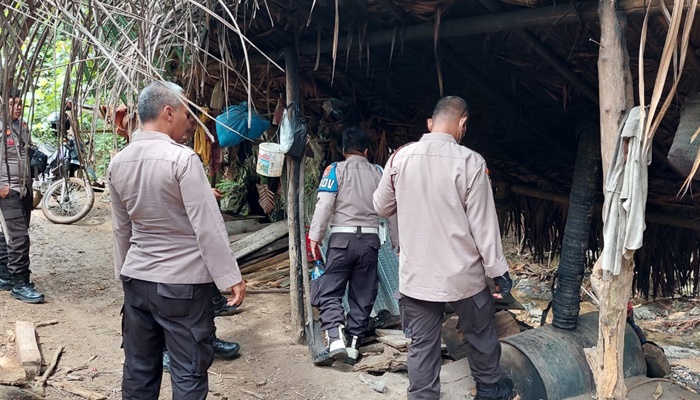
0;200;411;400
1;200;700;400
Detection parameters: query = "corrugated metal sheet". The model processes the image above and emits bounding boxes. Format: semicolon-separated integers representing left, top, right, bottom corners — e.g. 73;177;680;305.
321;223;400;317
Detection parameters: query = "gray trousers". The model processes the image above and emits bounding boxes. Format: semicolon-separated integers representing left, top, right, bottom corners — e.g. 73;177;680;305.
121;277;215;400
400;288;503;400
311;232;380;337
0;189;32;277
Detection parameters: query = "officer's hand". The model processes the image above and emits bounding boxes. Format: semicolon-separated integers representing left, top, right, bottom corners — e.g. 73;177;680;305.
0;185;9;199
228;280;247;306
492;272;513;300
211;188;223;200
310;240;321;260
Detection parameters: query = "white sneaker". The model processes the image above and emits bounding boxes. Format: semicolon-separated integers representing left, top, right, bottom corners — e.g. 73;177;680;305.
345;335;360;365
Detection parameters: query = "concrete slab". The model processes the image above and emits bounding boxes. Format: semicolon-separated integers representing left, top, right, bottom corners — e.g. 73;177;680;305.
440;358;476;399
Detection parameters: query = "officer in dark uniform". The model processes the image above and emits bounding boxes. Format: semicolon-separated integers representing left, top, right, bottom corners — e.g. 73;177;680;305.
0;87;44;303
308;127;398;366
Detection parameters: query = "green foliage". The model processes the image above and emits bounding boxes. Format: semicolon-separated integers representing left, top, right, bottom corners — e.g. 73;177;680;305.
93;132;127;179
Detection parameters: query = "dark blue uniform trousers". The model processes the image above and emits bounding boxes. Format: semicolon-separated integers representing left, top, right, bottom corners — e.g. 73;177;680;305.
312;232;380;337
0;189;32;277
121;276;215;400
400;288;504;400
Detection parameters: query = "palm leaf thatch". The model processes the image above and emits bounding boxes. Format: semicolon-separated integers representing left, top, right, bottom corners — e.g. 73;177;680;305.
0;0;279;141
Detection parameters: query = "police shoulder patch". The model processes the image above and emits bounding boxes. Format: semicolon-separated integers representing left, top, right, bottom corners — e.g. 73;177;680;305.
318;163;338;193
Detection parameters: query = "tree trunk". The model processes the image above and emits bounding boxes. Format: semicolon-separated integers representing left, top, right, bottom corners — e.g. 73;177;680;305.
588;0;635;398
551;119;601;330
285;45;306;345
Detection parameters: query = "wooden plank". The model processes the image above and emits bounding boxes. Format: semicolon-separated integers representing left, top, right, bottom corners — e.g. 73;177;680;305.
225;220;267;236
231;220;288;259
228;232;251;243
238;237;288;264
14;321;41;377
240;252;290;275
0;356;27;385
48;381;107;400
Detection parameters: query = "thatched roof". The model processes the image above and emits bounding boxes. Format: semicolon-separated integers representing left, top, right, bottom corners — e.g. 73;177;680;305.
2;0;699;297
204;0;700;297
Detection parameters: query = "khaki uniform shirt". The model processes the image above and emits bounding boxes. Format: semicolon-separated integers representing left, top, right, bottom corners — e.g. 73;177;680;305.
309;155;398;246
373;133;508;302
108;131;242;290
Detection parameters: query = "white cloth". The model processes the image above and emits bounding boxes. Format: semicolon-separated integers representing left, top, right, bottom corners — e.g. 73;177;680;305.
601;106;652;275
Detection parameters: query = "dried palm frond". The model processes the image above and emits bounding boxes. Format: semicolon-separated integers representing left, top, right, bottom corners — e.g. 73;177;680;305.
0;0;279;151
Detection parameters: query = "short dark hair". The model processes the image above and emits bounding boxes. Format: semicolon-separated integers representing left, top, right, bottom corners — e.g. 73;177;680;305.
432;96;469;121
2;86;21;99
342;127;370;154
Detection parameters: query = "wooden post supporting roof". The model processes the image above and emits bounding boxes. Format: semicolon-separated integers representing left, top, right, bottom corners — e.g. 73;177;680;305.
584;0;635;398
285;45;306;345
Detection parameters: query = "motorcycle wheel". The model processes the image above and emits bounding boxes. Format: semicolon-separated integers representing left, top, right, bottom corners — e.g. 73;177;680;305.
32;191;43;209
41;177;95;224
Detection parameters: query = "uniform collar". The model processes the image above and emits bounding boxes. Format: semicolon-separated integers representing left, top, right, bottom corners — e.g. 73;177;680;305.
345;154;369;162
419;132;457;143
131;130;177;144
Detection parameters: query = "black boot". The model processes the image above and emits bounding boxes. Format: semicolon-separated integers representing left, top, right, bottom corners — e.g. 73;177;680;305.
213;338;240;358
475;377;515;400
163;339;240;373
11;272;44;303
162;350;171;373
312;325;347;366
0;267;12;291
212;293;239;317
209;283;239;317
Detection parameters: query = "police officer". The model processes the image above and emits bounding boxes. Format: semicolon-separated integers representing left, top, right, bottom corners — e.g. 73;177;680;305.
308;127;397;366
373;96;514;400
0;87;44;303
109;81;246;400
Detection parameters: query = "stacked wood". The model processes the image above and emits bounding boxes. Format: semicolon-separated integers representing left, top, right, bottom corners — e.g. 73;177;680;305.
227;219;292;289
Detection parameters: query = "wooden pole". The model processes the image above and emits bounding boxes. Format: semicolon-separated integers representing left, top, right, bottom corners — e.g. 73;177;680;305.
585;0;636;398
285;45;306;344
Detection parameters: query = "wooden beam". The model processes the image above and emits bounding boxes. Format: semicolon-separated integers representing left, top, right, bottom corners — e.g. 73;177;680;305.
231;220;288;259
251;0;688;64
14;321;41;377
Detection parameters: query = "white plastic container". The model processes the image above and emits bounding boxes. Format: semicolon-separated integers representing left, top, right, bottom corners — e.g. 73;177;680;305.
256;142;285;177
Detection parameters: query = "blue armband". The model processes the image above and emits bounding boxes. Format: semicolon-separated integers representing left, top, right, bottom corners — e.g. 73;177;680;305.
318;163;338;193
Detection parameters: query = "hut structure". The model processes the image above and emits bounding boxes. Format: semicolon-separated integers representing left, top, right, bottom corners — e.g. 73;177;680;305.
2;0;700;398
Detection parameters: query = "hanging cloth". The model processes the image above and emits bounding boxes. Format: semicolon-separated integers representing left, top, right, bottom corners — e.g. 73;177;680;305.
601;106;652;276
194;108;211;165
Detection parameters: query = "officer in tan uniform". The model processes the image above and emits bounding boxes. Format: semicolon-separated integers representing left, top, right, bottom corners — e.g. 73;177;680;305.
309;127;397;366
373;96;514;400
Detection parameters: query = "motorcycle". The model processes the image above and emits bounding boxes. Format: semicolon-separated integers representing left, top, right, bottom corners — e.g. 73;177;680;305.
30;111;95;224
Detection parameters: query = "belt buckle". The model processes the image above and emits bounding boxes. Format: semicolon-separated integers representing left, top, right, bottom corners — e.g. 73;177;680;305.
353;226;359;234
